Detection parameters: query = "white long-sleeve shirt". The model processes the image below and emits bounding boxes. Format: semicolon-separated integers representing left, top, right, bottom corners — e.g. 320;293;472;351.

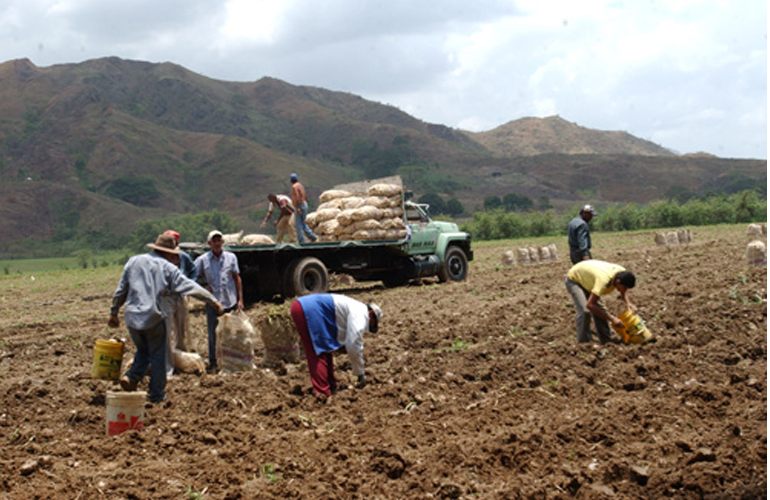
297;294;368;376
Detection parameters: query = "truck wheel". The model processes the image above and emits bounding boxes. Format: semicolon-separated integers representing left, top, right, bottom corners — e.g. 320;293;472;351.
286;257;329;297
438;246;468;282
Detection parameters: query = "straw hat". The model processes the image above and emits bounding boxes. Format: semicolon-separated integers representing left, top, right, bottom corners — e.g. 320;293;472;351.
147;234;181;255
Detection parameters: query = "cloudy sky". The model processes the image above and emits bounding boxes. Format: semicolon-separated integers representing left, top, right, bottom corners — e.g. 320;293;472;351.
1;0;766;159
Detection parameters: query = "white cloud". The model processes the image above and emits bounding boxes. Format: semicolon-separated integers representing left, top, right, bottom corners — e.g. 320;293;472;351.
0;0;764;158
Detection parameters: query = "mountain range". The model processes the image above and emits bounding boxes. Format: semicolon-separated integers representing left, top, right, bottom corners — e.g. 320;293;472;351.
0;57;765;250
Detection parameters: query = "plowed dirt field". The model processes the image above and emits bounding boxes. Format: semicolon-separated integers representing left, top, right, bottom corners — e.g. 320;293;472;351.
0;224;766;499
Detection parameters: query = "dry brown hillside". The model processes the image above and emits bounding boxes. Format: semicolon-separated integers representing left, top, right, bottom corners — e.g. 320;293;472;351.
0;57;764;250
468;116;674;157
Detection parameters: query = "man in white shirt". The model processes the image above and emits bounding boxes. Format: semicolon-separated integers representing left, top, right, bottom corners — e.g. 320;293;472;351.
290;294;382;399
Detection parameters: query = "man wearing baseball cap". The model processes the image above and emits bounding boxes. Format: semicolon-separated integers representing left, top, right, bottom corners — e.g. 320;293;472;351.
194;229;244;373
290;293;382;399
108;234;224;404
567;204;597;264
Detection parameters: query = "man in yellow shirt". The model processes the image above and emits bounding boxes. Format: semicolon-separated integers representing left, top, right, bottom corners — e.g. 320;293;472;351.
565;260;636;343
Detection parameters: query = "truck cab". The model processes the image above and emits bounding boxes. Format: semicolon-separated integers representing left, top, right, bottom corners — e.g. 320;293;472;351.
402;201;472;283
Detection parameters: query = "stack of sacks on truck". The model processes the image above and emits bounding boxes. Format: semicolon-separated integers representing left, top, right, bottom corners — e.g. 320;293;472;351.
501;244;558;265
305;183;409;242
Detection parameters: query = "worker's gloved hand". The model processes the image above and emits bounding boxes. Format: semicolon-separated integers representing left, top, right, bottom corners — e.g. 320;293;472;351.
214;301;225;316
356;374;366;389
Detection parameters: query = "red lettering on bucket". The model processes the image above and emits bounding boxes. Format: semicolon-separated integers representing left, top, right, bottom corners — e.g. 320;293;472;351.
108;411;144;435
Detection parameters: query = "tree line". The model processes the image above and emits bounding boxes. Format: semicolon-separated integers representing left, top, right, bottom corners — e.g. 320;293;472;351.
462;190;766;240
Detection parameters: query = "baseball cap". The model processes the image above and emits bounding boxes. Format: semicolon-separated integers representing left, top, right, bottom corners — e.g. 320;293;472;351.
289;173;298;182
163;229;180;243
207;230;223;242
580;204;597;216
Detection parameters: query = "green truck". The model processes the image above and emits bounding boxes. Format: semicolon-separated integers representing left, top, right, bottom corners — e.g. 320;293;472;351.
188;176;473;303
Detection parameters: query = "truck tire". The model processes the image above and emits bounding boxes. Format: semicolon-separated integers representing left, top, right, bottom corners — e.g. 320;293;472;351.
284;257;329;297
438;246;468;283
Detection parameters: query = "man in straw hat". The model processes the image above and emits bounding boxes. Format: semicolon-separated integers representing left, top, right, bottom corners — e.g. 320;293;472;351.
290;293;382;399
108;233;224;404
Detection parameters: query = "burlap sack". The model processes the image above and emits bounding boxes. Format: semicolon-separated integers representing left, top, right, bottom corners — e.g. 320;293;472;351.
216;311;256;373
314;208;342;223
516;247;530;265
353;219;382;231
337;209;356;226
363;196;392;209
173;349;206;375
241;234;275;245
258;305;301;366
350;205;381;221
385;229;408;240
747;240;767;267
319;189;352;203
367;183;402;197
317;219;342;236
222;230;243;245
317;199;344;211
665;231;679;245
547;243;558;261
381;218;406;230
341;196;365;210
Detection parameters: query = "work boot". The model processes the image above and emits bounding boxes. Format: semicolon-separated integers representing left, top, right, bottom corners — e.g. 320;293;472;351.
119;375;138;392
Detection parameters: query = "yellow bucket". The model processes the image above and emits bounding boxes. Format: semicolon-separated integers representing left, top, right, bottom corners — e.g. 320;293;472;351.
92;339;124;380
612;310;653;344
106;391;146;435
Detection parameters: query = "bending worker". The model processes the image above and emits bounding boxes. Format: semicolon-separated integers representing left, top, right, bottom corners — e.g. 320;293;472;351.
261;193;297;243
290;293;382;399
565;259;636;344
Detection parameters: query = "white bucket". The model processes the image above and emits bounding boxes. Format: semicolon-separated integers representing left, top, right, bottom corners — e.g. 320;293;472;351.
106;391;146;436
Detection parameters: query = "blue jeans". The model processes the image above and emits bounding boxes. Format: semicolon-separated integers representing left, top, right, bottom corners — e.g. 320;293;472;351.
205;303;219;369
295;202;317;243
125;320;167;403
206;303;238;368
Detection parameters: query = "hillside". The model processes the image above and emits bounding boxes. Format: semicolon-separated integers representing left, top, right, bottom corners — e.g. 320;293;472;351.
468;116;674;157
0;57;765;251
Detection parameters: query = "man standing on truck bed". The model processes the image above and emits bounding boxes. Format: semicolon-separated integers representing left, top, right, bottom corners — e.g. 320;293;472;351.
290;173;318;243
261;193;297;243
290;293;382;399
194;230;244;373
